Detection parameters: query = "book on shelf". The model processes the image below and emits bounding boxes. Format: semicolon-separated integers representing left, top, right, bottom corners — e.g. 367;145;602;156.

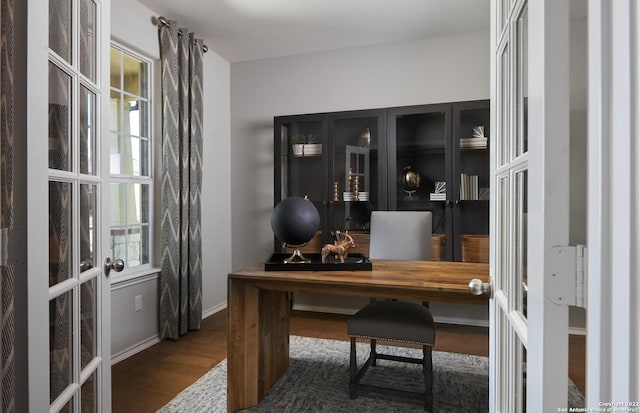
429;193;447;201
434;181;446;194
460;136;488;149
460;173;479;200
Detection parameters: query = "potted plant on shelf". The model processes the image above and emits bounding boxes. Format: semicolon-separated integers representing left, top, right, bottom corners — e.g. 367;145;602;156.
291;134;322;157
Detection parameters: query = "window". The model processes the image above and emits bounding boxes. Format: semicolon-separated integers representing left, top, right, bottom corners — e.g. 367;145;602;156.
109;44;153;271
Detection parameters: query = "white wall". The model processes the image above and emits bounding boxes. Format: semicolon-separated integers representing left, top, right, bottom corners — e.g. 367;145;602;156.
110;0;231;359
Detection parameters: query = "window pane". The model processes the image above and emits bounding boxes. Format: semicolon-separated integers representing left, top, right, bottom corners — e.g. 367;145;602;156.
80;277;97;370
49;63;72;171
110;183;125;225
110;45;152;271
49;0;71;62
127;226;142;266
123;54;148;97
79;0;97;81
49;181;73;286
109;90;122;133
80;184;97;273
138;100;149;137
110;48;122;89
80;86;96;175
50;291;73;403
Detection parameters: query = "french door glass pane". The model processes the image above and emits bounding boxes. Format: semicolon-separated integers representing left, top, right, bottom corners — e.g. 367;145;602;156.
49;0;71;62
49;181;73;286
497;175;509;292
60;399;74;413
80;184;97;273
49;63;72;171
79;0;97;81
519;337;528;412
80;277;97;370
80;86;96;175
516;170;528;317
498;44;510;167
516;7;529;156
81;370;98;412
50;291;73;403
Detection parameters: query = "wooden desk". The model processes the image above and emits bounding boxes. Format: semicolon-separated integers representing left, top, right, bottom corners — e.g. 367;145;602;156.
226;259;489;412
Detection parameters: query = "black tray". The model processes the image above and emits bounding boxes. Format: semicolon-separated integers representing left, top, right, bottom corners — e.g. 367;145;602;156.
265;253;372;271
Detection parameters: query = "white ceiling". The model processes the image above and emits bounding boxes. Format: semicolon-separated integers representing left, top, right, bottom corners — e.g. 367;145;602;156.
137;0;491;62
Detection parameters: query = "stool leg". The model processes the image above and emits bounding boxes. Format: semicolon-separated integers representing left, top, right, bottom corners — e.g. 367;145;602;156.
370;339;377;367
423;345;433;412
349;338;357;399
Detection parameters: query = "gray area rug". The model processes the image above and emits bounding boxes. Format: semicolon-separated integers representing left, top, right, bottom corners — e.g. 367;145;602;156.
158;336;584;412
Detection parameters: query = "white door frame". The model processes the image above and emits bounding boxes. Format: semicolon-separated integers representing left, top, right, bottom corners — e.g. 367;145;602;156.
587;0;639;407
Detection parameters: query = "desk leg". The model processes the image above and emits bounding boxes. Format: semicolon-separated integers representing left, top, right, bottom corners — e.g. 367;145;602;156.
227;278;290;412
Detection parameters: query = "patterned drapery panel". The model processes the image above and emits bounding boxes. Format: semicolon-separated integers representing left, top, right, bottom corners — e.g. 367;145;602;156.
1;0;15;410
158;21;203;340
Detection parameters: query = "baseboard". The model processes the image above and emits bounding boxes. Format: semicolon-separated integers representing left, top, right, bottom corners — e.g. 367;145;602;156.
203;301;227;319
111;335;161;365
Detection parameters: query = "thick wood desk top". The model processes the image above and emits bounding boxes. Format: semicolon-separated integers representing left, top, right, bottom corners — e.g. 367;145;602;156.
229;259;489;305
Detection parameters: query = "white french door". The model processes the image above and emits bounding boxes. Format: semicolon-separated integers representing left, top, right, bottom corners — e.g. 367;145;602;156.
27;0;114;411
489;0;571;411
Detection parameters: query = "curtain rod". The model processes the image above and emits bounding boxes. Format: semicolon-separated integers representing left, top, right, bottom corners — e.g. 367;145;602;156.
154;16;209;53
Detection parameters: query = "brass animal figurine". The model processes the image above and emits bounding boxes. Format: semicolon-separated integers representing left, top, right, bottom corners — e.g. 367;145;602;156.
321;233;356;263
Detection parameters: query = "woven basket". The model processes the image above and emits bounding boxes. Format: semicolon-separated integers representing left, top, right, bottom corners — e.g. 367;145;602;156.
431;234;446;261
460;234;489;263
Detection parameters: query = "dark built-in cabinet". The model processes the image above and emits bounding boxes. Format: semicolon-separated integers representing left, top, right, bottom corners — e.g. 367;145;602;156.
274;100;490;263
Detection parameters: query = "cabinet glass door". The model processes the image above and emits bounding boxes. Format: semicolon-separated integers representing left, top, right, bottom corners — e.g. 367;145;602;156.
328;110;385;256
454;102;491;263
274;116;327;252
389;105;451;260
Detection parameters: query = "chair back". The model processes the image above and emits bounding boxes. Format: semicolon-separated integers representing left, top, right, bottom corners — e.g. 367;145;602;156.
369;211;432;260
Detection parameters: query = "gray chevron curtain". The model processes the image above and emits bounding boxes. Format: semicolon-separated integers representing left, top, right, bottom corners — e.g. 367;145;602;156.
158;21;203;340
1;0;15;410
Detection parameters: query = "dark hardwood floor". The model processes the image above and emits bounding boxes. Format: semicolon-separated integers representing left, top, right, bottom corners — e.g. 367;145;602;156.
112;309;585;413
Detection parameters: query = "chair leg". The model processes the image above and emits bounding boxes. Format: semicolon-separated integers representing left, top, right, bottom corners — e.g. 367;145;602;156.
370;339;377;367
349;338;357;399
423;345;433;412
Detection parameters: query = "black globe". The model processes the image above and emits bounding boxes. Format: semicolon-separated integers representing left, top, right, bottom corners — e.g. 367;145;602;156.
271;197;320;246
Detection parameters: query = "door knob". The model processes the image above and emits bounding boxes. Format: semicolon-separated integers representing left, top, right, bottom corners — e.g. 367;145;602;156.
104;257;125;276
469;278;493;298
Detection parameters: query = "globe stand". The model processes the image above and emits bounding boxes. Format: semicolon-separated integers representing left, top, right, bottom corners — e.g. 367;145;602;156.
403;189;417;200
283;243;311;263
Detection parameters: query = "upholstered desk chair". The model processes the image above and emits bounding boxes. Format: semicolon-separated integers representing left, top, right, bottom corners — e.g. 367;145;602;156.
347;210;435;411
